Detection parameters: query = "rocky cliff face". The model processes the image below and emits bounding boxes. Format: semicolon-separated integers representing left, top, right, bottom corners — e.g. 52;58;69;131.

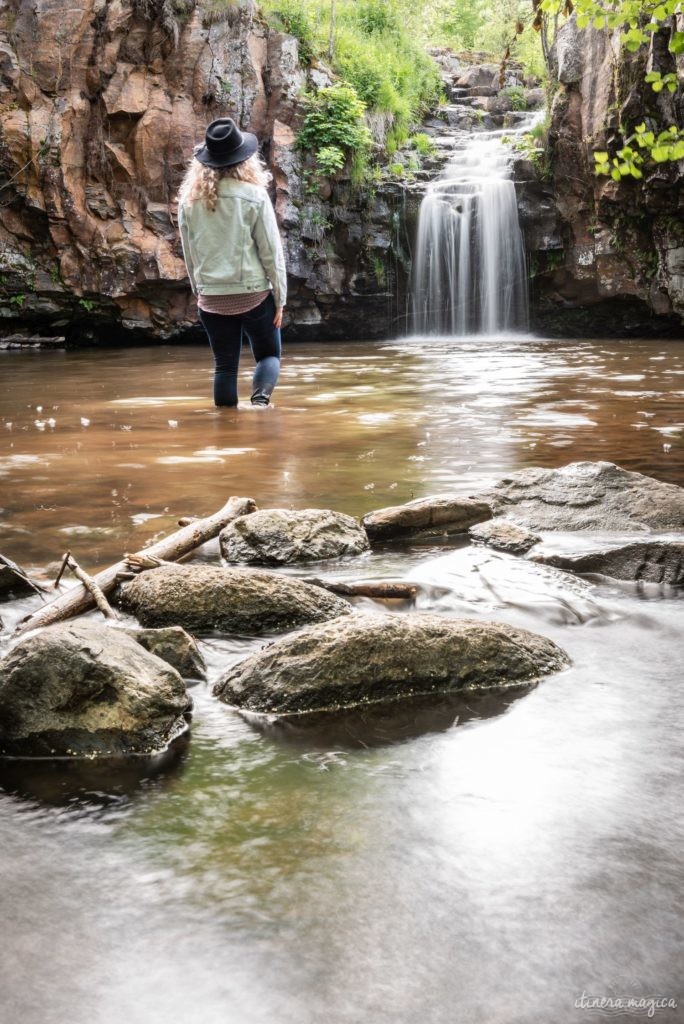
516;19;684;337
0;0;403;342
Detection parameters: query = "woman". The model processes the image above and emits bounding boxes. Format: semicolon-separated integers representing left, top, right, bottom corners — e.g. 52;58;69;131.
178;118;287;407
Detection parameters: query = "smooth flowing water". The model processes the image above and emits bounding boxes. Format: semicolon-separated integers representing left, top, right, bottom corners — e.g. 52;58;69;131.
1;336;683;1024
411;116;536;335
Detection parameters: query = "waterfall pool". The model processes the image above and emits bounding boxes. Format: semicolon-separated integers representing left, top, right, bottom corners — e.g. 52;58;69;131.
0;335;683;1024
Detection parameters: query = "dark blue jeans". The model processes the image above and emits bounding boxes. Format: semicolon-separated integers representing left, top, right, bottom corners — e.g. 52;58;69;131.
199;293;281;407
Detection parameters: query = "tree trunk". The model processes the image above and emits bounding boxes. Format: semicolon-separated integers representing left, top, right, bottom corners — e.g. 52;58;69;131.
15;496;256;636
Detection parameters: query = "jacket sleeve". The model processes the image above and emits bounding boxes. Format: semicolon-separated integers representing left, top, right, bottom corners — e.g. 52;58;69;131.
252;195;287;308
178;204;198;295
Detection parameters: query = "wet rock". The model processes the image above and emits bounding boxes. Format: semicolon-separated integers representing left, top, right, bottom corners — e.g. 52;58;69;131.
220;508;370;565
0;554;42;602
469;520;541;554
0;622;190;757
455;65;498;90
363;496;493;542
214;612;569;714
533;541;684;585
408;547;603;626
128;626;206;680
118;564;352;635
483;462;684;532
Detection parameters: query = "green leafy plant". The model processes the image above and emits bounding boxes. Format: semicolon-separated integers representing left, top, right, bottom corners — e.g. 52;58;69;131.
297;83;372;182
9;293;26;308
79;298;96;312
502;84;527;110
594;123;684;180
410;132;436;156
315;145;347;177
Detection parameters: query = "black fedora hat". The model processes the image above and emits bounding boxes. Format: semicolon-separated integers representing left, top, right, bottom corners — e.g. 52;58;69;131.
194;117;258;169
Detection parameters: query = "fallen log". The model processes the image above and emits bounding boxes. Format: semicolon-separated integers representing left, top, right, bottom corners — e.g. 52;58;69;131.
15;496;256;636
302;578;419;600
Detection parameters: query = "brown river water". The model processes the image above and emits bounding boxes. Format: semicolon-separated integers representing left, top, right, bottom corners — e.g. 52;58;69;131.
0;335;683;1024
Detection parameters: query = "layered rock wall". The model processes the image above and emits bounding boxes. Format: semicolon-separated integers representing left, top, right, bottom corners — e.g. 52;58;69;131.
516;19;684;337
0;0;404;342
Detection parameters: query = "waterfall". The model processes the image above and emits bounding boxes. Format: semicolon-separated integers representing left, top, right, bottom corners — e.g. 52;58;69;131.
411;117;538;337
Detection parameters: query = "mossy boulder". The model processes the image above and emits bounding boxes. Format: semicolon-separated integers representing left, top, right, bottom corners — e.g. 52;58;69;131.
118;564;352;635
214;612;569;714
0;621;190;757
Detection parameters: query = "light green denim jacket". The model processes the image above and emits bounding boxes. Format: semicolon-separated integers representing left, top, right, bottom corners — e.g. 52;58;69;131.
178;178;287;308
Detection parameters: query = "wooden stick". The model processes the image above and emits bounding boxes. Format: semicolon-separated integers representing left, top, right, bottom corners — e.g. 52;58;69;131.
123;553;176;572
15;496;256;636
65;555;117;620
303;578;419;600
54;551;71;589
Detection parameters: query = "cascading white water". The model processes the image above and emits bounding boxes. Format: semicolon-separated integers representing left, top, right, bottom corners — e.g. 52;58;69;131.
411;116;539;336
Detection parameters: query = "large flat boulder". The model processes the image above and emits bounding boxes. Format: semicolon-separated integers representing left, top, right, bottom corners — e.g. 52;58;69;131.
533;540;684;585
363;495;492;542
117;564;352;634
483;462;684;532
0;622;190;757
214;612;569;715
220;508;370;564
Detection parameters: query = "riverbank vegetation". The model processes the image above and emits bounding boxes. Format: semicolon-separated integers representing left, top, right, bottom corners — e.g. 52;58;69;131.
259;0;547;181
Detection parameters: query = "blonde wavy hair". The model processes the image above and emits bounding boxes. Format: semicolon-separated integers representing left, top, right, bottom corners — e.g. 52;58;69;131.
177;153;272;211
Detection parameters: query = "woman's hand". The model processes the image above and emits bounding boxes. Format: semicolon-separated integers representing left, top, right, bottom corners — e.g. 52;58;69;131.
273;306;284;329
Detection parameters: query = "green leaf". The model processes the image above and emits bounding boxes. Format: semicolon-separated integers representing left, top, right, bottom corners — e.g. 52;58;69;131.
651;80;664;92
635;123;646;133
669;31;684;54
611;168;622;180
645;72;661;82
594;150;609;162
651;146;671;161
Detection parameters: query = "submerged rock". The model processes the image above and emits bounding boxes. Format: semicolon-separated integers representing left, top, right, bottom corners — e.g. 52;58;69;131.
214;612;569;715
469;520;541;554
483;462;684;532
128;626;206;681
0;554;42;602
220;508;370;564
363;495;492;542
533;541;684;585
118;564;352;635
0;621;190;757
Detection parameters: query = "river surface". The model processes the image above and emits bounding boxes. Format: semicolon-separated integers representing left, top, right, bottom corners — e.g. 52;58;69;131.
1;335;683;1024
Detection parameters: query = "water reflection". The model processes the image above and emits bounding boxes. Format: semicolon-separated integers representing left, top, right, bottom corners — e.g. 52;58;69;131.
0;734;190;809
239;687;531;750
1;336;683;572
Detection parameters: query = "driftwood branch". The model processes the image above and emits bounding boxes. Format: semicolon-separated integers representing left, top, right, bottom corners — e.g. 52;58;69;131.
54;551;71;589
303;578;419;600
15;496;256;636
64;555;117;620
